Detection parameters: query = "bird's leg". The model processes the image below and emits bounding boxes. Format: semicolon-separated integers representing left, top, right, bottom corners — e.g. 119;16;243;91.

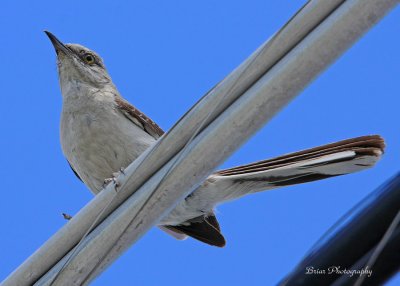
103;177;116;187
103;167;125;192
103;177;119;192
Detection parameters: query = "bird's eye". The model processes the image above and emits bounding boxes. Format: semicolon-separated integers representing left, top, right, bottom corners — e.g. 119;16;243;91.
83;53;95;64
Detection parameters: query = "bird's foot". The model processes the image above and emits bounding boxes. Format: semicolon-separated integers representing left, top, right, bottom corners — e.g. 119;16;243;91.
103;176;120;192
103;177;116;186
104;168;125;192
62;213;72;220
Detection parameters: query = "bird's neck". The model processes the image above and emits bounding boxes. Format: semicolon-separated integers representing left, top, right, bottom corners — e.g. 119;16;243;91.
61;79;119;111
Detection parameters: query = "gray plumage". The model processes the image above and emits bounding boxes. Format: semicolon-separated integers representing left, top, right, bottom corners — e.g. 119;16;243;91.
46;32;384;247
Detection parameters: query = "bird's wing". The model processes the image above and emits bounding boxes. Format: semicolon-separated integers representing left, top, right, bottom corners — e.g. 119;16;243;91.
163;214;226;247
115;97;165;139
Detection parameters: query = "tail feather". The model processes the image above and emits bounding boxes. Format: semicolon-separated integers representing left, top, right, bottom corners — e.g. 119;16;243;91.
209;135;384;202
216;135;384;176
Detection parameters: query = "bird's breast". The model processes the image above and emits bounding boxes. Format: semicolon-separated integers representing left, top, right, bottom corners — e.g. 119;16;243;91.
60;97;155;193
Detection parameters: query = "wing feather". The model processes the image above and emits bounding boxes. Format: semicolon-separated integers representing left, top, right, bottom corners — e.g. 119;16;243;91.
115;97;165;139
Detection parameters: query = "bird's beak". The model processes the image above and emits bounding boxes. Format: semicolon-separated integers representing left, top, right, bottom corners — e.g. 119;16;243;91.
44;31;71;56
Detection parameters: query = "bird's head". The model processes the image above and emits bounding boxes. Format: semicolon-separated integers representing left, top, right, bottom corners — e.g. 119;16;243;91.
45;31;112;92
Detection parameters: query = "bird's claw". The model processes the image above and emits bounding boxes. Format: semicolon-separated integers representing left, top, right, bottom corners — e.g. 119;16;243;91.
104;167;126;191
103;176;120;192
62;213;72;220
103;177;116;186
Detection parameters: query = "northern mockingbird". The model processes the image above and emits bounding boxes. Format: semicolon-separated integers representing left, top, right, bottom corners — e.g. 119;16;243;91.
45;31;384;247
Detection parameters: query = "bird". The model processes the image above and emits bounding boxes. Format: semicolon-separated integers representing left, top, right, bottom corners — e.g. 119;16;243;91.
45;31;385;247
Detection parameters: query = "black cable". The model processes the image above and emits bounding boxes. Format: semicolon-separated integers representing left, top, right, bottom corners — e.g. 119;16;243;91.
279;172;400;286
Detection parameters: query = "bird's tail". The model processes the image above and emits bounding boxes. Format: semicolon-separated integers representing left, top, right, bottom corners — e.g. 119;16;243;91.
209;134;384;202
162;135;385;247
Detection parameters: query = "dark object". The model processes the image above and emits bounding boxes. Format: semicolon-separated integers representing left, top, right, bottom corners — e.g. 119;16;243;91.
165;214;226;247
279;172;400;286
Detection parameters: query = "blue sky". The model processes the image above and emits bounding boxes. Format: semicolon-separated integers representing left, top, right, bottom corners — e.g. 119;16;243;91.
0;1;399;285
